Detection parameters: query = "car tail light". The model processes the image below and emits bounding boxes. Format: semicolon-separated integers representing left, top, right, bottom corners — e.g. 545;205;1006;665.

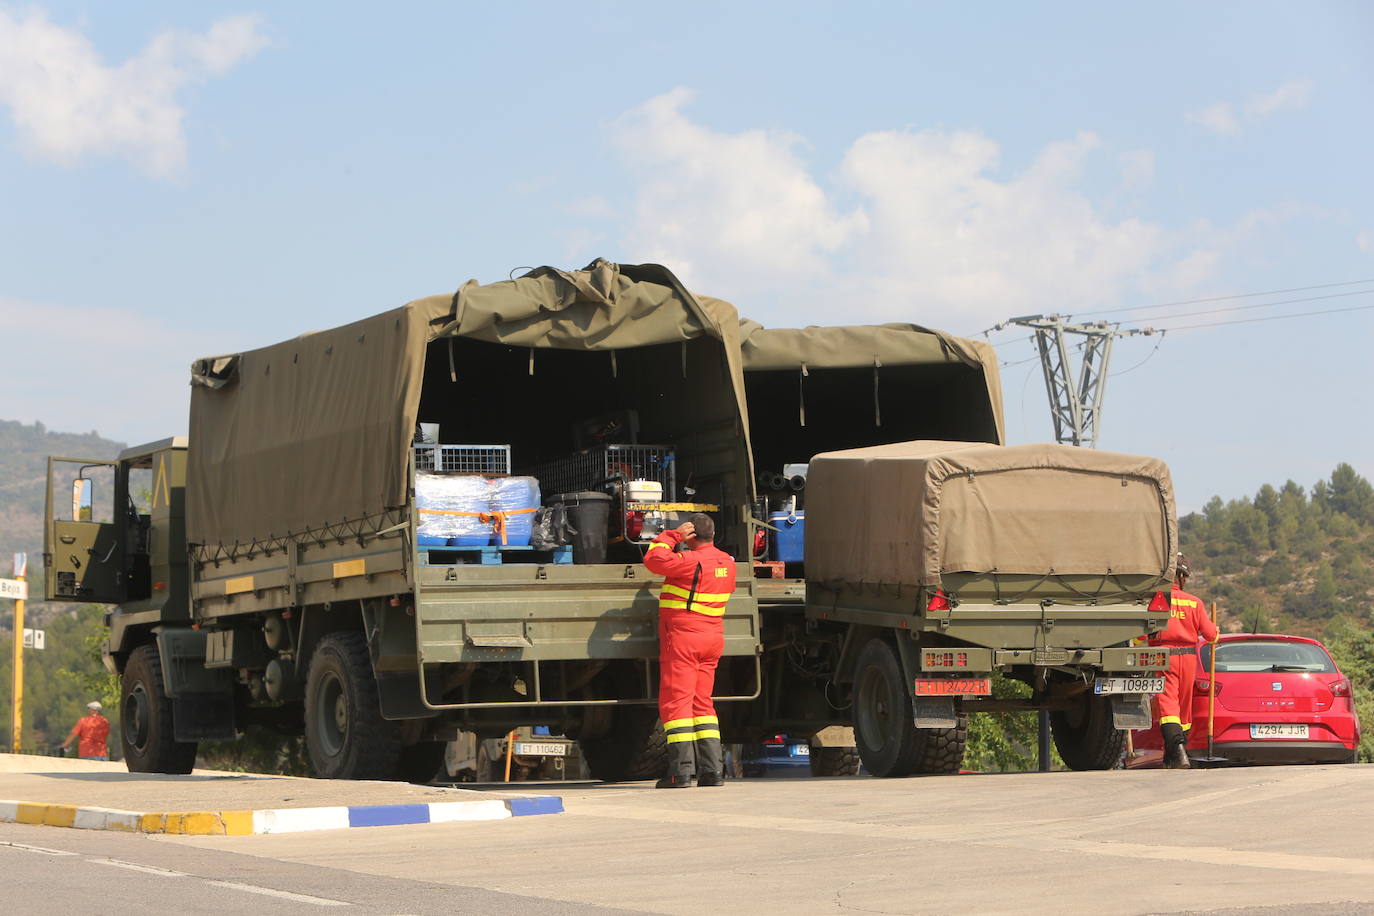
1194;679;1221;695
762;734;785;745
1147;591;1169;612
927;588;951;611
626;511;645;540
1330;678;1352;698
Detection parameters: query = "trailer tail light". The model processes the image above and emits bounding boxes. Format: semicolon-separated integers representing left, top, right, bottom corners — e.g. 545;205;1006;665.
927;589;951;611
1329;678;1352;698
1128;650;1169;669
1195;678;1221;695
923;651;970;669
1148;591;1170;611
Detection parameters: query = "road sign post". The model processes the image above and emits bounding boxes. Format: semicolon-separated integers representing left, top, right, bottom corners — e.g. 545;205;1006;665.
10;553;26;754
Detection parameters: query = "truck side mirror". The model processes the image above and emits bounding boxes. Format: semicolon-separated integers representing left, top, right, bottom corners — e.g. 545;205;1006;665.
72;478;93;521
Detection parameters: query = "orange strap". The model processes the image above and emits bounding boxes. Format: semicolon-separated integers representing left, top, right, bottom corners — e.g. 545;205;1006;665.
417;507;536;545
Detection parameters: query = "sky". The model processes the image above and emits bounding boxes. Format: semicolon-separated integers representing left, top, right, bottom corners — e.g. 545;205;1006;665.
1;1;1371;513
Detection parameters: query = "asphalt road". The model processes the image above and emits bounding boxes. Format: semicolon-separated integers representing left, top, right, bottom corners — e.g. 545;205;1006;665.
6;763;1374;915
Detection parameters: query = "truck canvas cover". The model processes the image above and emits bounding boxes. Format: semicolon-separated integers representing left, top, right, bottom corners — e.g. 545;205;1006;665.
186;260;750;550
805;440;1175;588
737;320;1006;444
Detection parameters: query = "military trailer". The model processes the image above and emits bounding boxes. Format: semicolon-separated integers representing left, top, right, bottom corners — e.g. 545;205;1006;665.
43;261;761;781
729;323;1174;775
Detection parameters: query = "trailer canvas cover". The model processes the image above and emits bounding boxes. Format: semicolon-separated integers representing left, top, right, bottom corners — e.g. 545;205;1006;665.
805;440;1176;589
185;260;749;550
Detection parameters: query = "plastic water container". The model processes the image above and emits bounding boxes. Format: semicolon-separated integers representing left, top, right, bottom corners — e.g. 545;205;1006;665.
415;473;494;547
769;511;805;563
490;476;541;546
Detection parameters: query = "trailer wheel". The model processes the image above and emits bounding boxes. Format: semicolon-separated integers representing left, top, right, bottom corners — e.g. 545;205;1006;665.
304;632;401;780
853;638;921;777
809;746;861;777
911;711;968;774
121;644;198;774
578;707;667;782
1051;693;1125;770
395;741;447;784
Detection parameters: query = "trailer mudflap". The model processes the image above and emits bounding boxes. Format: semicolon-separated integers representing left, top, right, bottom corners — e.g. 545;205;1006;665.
912;697;959;729
1111;694;1152;730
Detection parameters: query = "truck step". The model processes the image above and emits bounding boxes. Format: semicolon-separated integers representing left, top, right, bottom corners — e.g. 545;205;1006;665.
420;544;574;567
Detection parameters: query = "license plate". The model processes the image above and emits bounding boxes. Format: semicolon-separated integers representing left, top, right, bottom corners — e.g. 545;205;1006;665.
789;744;810;757
513;742;569;756
914;678;992;696
1093;677;1165;695
1250;723;1309;739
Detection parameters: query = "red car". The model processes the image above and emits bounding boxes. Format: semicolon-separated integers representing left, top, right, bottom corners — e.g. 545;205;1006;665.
1132;633;1360;766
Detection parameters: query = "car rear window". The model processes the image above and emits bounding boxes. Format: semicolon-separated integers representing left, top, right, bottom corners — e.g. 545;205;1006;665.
1201;640;1336;673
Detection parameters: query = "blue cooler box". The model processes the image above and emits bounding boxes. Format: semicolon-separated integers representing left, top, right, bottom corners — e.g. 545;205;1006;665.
489;477;541;547
769;511;805;563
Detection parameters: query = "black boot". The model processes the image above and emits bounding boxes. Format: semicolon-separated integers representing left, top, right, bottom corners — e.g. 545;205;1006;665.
694;736;724;786
1161;723;1190;769
657;736;696;788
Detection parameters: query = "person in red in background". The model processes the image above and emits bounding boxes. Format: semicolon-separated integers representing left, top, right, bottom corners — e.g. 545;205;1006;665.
644;513;736;788
1149;553;1218;769
61;701;111;761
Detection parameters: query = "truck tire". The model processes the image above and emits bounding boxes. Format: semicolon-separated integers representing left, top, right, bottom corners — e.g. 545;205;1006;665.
121;644;198;774
304;632;402;780
1050;693;1126;771
578;707;667;782
809;746;861;777
395;741;447;784
853;637;922;777
911;713;968;775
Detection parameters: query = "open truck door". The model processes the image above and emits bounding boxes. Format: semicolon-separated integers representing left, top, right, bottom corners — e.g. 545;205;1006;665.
44;457;123;603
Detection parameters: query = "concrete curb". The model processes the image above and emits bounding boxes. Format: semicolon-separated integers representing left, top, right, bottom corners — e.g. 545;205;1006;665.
0;794;563;836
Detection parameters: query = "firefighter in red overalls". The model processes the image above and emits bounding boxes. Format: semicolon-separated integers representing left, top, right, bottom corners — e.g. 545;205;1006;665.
1149;553;1218;769
644;512;736;788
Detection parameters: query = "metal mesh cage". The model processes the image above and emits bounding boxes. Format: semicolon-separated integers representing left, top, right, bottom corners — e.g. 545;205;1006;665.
520;444;675;497
413;444;512;475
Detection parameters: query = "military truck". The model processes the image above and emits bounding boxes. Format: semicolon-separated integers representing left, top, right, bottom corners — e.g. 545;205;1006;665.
44;260;761;781
726;322;1175;775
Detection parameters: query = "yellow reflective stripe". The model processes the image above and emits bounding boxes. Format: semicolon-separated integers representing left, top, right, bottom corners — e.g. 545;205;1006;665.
661;584;732;602
693;729;721;740
664;717;696;731
647;542;672;552
659;599;727;616
666;732;697;744
1159;716;1182;726
692;715;718;725
1181;723;1193;731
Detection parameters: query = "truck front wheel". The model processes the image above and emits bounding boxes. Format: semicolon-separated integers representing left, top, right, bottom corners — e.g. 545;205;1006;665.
853;638;922;777
578;707;667;782
1050;692;1125;770
121;644;198;774
304;632;402;779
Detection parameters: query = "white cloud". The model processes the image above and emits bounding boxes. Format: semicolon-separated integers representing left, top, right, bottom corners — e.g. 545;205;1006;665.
0;296;246;442
1358;230;1373;254
612;90;1190;331
0;9;268;177
1119;149;1155;188
1188;79;1314;136
1245;79;1314;118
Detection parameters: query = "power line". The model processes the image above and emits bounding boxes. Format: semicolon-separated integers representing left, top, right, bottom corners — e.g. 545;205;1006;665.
1132;300;1374;333
1072;277;1374;319
1106;287;1374;325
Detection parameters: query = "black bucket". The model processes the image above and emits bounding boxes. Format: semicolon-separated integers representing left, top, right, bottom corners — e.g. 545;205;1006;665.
548;491;612;564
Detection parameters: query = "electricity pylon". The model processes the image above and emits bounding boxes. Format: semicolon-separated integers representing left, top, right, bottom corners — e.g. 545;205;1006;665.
995;314;1158;448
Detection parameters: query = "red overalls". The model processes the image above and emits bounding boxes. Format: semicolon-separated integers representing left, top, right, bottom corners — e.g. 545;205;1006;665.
1150;586;1218;735
644;529;736;780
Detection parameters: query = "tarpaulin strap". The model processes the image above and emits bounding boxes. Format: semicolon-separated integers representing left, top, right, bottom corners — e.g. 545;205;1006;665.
447;337;457;382
873;355;882;427
610;350;618;377
681;341;688;378
529;349;535;376
798;363;808;427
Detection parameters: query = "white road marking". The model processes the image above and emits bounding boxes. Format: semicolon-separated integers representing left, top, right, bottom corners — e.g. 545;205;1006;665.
203;880;351;907
91;858;190;877
0;841;79;856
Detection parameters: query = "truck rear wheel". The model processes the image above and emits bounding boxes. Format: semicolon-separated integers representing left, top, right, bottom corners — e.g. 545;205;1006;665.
121;644;198;774
853;637;923;777
911;713;967;775
304;632;402;780
1051;693;1125;770
578;707;667;782
809;746;861;776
